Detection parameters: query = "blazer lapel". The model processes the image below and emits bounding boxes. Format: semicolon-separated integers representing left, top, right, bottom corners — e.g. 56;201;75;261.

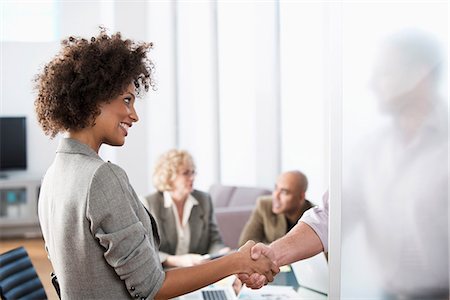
157;196;178;253
189;204;205;252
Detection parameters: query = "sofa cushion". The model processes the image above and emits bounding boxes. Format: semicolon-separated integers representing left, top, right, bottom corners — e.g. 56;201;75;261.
228;186;272;207
209;184;236;207
214;206;255;249
209;184;272;248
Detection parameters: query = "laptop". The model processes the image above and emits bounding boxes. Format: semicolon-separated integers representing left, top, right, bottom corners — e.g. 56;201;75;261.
291;252;329;296
177;276;238;300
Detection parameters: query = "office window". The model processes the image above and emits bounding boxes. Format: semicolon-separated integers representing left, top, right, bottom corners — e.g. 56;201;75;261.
279;2;327;204
1;1;57;42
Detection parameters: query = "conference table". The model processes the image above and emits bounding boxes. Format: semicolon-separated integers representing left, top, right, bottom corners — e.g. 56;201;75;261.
175;265;327;300
240;265;328;299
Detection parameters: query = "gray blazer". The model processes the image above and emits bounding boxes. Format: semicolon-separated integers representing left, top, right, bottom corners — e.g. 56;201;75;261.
144;191;225;262
38;138;164;299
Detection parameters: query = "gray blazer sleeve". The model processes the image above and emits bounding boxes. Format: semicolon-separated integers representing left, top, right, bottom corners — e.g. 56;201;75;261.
87;164;165;299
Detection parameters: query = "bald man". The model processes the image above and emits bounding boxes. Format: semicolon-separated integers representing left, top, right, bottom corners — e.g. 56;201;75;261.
238;171;314;247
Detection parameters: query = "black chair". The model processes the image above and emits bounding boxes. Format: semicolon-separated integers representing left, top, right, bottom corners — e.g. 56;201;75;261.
0;246;47;300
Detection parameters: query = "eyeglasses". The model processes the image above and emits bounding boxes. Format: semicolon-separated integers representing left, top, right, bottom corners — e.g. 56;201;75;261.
180;170;197;177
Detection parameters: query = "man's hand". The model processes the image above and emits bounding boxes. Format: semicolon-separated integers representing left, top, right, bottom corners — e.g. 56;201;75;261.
237;242;278;289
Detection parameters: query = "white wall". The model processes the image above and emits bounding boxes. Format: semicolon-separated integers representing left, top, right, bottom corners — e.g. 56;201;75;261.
279;2;328;203
217;1;280;188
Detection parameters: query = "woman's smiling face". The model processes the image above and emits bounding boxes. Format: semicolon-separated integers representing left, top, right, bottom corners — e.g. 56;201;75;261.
94;83;139;147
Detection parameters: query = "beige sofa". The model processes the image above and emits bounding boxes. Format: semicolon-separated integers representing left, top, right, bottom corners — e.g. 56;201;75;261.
209;184;271;249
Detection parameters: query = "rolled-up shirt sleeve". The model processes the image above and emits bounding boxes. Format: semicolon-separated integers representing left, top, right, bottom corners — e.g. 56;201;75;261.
299;191;329;252
87;163;165;299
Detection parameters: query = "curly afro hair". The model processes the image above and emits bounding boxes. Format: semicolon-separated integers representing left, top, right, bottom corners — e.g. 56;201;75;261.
34;28;155;137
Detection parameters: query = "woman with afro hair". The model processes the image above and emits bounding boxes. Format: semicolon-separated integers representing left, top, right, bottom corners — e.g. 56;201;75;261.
35;29;278;300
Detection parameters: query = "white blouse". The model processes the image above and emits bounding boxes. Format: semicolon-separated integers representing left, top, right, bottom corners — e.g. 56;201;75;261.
163;191;199;255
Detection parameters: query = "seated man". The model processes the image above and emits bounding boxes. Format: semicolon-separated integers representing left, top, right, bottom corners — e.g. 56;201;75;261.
238;170;314;246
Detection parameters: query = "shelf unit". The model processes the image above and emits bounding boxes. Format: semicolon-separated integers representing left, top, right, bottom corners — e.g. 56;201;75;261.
0;178;42;238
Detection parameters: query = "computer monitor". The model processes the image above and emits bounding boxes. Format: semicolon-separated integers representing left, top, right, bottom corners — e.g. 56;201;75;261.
0;117;27;172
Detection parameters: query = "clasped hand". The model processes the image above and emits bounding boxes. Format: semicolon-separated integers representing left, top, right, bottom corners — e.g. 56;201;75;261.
237;241;279;289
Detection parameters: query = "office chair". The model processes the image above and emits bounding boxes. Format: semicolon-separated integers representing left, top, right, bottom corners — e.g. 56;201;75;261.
0;246;47;300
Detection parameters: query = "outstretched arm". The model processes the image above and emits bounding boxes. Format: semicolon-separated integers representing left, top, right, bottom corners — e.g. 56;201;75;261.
269;221;324;266
163;253;205;267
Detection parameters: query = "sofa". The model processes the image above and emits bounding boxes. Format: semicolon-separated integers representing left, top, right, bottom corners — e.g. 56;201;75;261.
209;184;272;249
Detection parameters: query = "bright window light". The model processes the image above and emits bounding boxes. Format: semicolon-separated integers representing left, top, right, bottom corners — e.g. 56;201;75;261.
1;1;57;42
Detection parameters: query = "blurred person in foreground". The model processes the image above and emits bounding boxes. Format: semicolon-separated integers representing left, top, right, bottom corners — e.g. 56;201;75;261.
35;29;278;300
239;28;449;298
238;170;314;247
143;149;230;268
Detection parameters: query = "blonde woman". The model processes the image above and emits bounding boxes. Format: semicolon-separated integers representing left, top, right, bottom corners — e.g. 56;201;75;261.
144;149;230;268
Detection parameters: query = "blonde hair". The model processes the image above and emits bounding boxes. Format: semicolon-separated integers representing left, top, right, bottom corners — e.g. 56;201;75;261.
152;149;195;191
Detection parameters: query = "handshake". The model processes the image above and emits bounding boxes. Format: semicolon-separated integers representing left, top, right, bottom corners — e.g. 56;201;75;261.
235;240;279;289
